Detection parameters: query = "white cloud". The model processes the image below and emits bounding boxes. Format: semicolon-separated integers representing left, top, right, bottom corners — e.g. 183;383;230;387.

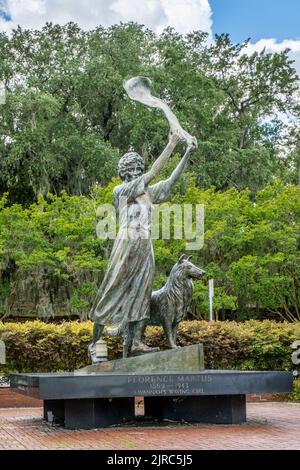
109;0;167;32
246;38;300;77
3;1;298;77
159;0;212;35
0;0;212;35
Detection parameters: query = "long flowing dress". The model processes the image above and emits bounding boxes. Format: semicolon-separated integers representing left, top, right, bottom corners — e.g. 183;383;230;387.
89;175;172;325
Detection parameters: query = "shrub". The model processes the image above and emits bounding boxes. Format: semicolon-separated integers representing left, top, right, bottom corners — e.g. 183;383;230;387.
293;380;300;402
1;320;299;375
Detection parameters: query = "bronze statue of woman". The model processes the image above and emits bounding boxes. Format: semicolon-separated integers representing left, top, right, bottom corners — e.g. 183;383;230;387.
89;77;197;362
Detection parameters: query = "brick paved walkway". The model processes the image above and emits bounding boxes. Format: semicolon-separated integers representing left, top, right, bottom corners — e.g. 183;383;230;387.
0;403;299;450
0;389;42;408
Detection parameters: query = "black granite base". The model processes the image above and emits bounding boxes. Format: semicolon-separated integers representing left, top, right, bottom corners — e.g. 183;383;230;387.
10;370;292;429
44;398;135;429
43;394;246;428
144;395;246;424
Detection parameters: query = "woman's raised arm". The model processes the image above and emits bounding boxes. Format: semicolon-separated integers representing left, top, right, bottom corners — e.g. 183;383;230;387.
143;133;181;186
164;137;197;187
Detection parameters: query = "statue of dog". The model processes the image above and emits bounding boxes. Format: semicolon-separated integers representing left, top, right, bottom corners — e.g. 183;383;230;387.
148;254;205;349
112;255;205;357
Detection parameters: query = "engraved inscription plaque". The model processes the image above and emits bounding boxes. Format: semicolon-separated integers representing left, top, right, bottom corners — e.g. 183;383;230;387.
127;373;213;396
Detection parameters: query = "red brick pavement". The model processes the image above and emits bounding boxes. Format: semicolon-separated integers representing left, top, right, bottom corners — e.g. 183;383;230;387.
0;403;299;450
0;389;42;408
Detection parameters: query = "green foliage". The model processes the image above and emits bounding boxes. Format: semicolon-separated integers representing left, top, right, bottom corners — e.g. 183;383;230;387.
188;181;300;321
293;380;300;402
70;282;97;314
0;319;299;377
0;179;299;320
0;24;299;202
193;282;237;320
0;281;9;315
153;179;300;321
0;186;114;318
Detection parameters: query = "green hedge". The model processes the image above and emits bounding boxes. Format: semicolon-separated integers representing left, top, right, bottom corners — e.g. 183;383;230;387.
1;320;300;374
294;380;300;401
1;319;299;401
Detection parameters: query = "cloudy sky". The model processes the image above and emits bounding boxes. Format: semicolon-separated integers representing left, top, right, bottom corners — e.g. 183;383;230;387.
0;0;300;74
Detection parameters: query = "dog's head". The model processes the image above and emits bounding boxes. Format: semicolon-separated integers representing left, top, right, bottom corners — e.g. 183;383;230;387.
171;254;205;280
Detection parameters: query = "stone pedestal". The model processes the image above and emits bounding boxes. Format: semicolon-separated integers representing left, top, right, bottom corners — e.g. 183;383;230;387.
10;363;292;429
76;344;204;374
44;397;135;429
144;395;246;424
